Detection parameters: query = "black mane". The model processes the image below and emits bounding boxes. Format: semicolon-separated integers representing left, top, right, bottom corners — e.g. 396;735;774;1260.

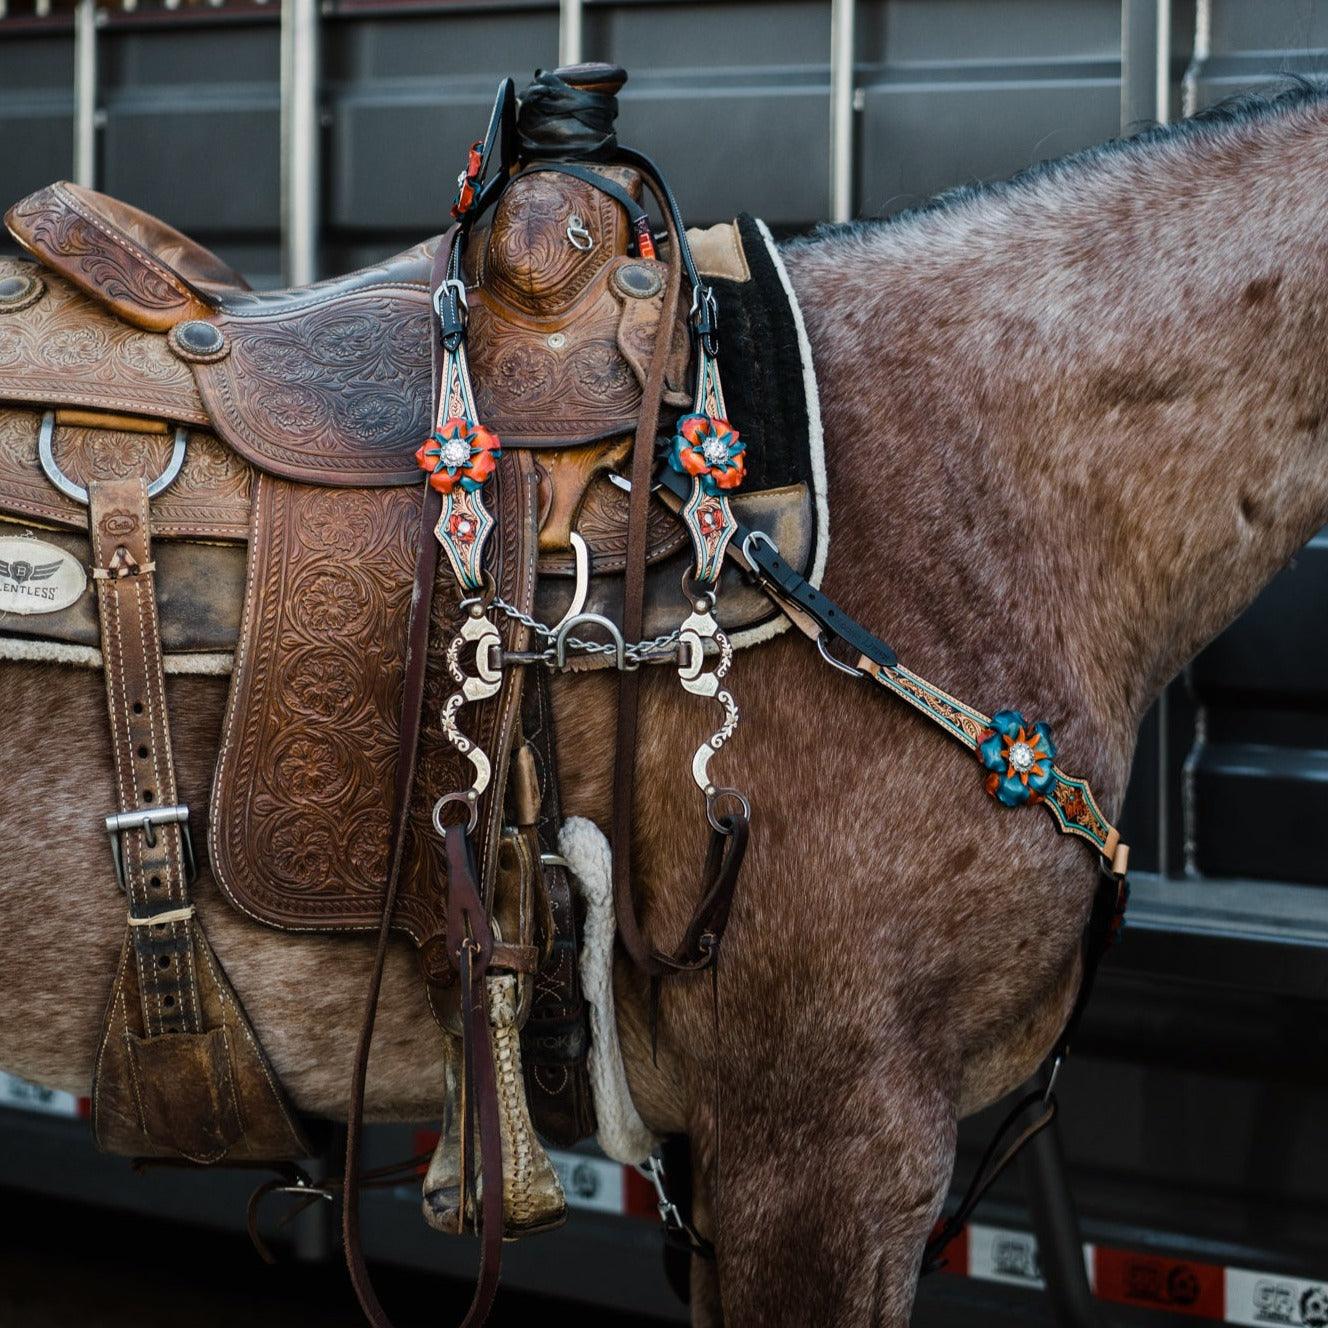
792;78;1328;246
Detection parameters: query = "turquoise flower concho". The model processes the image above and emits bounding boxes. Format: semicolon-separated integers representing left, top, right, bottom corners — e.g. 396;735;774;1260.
977;710;1058;808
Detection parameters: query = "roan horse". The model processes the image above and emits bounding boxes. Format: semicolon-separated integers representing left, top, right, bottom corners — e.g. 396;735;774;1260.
4;82;1328;1325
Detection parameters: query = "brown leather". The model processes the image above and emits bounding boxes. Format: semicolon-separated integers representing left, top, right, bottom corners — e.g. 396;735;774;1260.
86;474;306;1164
0;409;251;541
209;449;538;940
611;179;687;975
0;518;245;656
0;258;210;425
519;669;596;1147
6;182;242;332
0;206;707;574
188;270;436;486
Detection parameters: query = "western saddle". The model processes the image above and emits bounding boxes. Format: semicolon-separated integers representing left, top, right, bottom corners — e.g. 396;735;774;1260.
0;62;1132;1327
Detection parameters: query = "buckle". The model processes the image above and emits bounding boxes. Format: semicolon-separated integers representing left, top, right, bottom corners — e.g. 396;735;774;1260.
105;804;195;893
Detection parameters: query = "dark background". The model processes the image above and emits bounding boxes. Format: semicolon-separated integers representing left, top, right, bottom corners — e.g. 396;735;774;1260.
1;2;1327;1324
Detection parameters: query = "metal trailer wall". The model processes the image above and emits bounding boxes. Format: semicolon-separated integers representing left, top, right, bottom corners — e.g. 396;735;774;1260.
3;2;1328;1323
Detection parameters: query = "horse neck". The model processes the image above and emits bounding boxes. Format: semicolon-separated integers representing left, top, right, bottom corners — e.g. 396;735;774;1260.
783;97;1328;779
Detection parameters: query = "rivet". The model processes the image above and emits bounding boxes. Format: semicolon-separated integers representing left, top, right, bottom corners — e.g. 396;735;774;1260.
546;332;566;350
0;271;44;312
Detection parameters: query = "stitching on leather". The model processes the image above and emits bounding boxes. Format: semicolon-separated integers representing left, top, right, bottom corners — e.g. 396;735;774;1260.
0;385;210;423
96;496;165;1034
132;530;203;1030
208;471;277;933
54;181;198;306
128;480;200;1029
90;961;129;1149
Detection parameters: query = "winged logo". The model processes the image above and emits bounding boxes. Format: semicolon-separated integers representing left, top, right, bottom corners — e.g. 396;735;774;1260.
0;557;64;586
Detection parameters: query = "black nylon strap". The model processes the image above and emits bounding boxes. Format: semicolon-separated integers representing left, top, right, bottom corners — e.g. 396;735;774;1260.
655;466;898;668
517;162;651;235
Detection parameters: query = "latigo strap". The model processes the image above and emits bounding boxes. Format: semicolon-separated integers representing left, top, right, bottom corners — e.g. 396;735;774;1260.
87;472;306;1164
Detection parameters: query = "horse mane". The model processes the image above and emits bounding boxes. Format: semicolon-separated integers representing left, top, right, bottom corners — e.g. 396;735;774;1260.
791;77;1328;248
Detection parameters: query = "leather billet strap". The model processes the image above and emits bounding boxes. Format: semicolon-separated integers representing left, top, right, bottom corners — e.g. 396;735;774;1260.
87;471;308;1166
89;475;200;1038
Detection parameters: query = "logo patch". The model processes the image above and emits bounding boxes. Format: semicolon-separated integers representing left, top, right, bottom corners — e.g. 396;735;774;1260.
0;536;88;615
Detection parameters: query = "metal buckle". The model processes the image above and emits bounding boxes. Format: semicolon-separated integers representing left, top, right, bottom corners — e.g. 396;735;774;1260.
104;804;195;893
815;631;865;678
636;1155;687;1233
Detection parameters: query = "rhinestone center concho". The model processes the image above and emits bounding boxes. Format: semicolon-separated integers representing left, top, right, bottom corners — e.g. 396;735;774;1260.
702;436;729;466
1009;741;1035;772
440;439;471;468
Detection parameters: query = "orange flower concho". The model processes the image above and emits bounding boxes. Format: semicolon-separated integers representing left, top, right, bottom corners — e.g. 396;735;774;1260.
668;414;745;494
415;418;501;495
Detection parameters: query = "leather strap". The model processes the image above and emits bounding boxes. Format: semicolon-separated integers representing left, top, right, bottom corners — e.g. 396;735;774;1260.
88;471;308;1165
89;475;200;1037
610;172;707;979
520;668;596;1146
445;822;504;1327
342;232;452;1328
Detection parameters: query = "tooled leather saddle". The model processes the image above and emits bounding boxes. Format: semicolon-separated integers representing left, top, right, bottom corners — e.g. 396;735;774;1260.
0;61;1139;1328
0;62;826;1327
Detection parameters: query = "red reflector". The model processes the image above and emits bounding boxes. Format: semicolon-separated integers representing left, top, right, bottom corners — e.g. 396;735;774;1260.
1092;1247;1224;1318
413;1127;441;1174
623;1166;658;1219
928;1221;970;1276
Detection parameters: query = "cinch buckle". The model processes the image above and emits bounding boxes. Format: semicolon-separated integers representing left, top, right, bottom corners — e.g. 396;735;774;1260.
105;804;195;893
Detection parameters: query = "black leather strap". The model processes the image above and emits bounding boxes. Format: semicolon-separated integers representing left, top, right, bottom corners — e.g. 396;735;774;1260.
516;162;654;256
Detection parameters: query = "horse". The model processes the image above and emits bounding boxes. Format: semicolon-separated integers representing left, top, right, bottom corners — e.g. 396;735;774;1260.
4;81;1328;1326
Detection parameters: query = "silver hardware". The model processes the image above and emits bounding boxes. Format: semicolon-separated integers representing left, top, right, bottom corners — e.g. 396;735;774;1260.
815;631;865;678
554;611;628;671
105;804;195;893
606;472;664;495
706;786;751;833
636;1155;686;1231
539;852;572;870
441;611;503;802
40;411;188;507
548;531;590;636
566;214;593;250
432;789;480;836
546;331;566;350
678;602;738;795
490;594;681;667
740;528;778;568
433;278;469;318
1042;1053;1064;1105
